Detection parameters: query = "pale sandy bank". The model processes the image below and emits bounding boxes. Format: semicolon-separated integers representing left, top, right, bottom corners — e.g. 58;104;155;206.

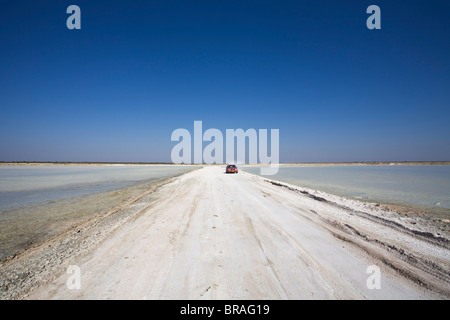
1;166;449;299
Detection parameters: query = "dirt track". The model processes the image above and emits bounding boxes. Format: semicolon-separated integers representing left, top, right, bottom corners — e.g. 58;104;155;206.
21;166;450;299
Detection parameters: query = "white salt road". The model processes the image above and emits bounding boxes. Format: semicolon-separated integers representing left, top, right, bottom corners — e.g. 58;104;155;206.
28;167;449;299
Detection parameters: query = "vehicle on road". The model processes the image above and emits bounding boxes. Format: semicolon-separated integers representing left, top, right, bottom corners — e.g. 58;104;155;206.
226;165;238;174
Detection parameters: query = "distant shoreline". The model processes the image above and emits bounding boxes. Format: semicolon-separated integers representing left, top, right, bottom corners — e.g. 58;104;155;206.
277;161;450;166
0;161;449;166
0;162;191;166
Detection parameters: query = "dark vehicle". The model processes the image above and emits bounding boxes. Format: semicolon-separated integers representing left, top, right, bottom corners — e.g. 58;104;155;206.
226;165;238;174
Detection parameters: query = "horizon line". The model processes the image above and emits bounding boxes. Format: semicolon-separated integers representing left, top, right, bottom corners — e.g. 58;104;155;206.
1;160;449;166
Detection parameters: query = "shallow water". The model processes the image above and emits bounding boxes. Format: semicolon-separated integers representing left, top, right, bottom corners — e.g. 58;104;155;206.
242;165;450;212
0;165;199;260
0;165;196;211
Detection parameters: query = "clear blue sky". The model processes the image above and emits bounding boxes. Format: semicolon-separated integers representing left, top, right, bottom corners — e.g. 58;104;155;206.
1;1;449;163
